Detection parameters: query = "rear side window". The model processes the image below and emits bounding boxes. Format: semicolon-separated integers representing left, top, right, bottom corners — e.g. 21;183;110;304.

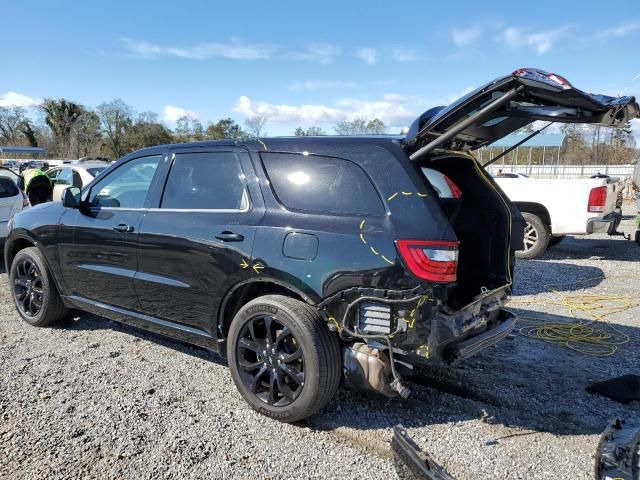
0;177;19;198
161;152;248;210
261;152;383;216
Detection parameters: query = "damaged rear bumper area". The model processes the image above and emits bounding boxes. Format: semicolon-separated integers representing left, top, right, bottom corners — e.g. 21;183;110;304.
319;284;516;398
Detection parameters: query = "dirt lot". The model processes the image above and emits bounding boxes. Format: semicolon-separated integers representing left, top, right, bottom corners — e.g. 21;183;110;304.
1;203;639;480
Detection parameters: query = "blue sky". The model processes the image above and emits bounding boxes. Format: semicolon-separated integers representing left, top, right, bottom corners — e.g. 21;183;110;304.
2;0;639;137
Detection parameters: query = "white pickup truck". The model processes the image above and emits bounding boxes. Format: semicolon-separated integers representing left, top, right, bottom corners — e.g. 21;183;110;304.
494;173;622;258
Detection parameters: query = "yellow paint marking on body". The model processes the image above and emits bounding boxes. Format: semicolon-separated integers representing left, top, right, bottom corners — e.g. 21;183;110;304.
381;255;394;265
240;259;249;269
370;246;379;255
387;192;399;201
252;263;264;274
360;233;367;244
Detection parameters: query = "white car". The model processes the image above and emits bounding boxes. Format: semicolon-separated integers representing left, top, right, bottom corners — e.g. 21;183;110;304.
495;175;621;258
0;167;29;240
46;163;108;201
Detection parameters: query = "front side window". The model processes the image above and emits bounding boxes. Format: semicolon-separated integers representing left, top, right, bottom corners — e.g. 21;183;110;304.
56;168;73;186
261;152;384;216
89;155;161;208
47;169;61;183
161;152;248;210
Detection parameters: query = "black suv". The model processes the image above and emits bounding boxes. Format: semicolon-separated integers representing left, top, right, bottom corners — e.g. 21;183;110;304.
5;69;637;422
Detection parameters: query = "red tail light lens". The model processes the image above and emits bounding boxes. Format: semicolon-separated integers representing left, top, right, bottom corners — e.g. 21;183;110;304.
443;175;462;199
587;186;607;213
396;240;459;283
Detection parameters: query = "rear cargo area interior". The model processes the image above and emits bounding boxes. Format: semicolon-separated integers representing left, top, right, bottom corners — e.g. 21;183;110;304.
423;155;511;309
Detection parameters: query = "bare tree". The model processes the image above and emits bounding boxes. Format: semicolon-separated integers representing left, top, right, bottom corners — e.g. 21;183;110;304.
97;99;133;158
244;115;268;138
334;118;387;135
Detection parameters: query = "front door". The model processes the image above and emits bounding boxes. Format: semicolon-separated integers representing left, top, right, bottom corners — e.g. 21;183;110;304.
134;148;263;336
58;153;165;310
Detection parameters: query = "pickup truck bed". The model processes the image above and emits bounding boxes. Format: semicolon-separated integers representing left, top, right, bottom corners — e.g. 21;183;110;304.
494;175;621;258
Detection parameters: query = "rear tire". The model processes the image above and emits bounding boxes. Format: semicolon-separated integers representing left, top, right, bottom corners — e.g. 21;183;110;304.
516;212;550;260
9;247;67;327
227;295;341;423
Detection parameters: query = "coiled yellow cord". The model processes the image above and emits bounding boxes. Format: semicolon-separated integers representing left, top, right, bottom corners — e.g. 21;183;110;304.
511;275;637;356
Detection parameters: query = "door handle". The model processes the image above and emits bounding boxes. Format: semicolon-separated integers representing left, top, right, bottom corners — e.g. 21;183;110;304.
113;223;134;233
215;231;244;242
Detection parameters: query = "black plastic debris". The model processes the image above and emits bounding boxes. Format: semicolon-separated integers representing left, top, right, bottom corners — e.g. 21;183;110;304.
392;425;456;480
586;374;640;404
596;418;640;480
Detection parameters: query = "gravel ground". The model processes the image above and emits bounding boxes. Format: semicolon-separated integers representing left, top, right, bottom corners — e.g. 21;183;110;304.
1;202;639;480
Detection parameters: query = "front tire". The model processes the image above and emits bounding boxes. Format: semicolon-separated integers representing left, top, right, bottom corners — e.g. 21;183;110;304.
516;212;550;259
227;295;341;423
9;247;67;327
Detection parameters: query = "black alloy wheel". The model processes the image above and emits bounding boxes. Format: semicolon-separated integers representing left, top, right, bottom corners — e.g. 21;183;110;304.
236;315;305;407
9;247;67;327
13;258;44;317
227;295;341;422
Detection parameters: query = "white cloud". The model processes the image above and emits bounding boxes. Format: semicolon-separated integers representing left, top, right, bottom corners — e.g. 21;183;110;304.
163;105;198;122
597;22;640;39
390;48;417;62
355;48;378;65
501;25;573;54
122;37;273;60
284;43;341;64
452;25;482;47
288;80;358;91
0;91;42;108
233;92;418;127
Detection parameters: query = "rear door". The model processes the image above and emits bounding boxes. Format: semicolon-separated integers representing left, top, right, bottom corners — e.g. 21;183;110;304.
134;147;263;337
405;68;639;153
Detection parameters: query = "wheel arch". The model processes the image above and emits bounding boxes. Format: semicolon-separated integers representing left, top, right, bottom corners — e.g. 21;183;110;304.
4;233;65;295
513;202;551;232
217;277;320;347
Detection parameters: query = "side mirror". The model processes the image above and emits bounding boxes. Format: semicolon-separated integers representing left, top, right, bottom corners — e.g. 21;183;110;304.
62;187;82;208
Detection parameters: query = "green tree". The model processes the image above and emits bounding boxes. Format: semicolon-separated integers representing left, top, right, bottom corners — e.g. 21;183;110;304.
96;99;133;158
126;112;173;150
294;126;325;136
205;118;246;140
41;99;87;158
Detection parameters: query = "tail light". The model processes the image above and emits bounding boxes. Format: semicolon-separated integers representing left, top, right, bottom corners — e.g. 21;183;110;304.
513;68;573;90
443;175;462;199
21;191;30;208
396;240;459;283
587;186;607;213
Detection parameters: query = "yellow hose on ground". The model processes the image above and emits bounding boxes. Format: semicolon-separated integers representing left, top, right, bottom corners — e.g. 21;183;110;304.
510;275;637;356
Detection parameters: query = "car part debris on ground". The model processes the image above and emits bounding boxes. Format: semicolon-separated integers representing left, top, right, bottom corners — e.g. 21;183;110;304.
392;425;456;480
596;418;640;480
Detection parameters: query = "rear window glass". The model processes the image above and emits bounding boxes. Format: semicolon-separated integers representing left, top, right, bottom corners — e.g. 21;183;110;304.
0;177;18;198
261;152;383;216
